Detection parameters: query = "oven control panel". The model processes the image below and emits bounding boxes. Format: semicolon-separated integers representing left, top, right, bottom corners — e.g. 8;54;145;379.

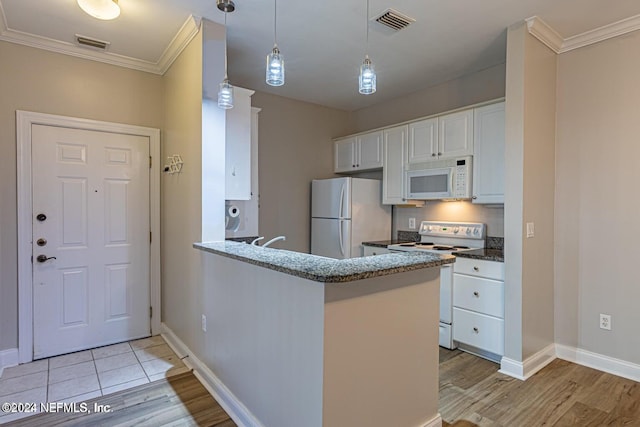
418;221;486;239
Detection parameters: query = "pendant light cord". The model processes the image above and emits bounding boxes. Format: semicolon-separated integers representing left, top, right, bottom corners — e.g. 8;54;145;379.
365;0;369;56
224;11;229;80
274;0;278;47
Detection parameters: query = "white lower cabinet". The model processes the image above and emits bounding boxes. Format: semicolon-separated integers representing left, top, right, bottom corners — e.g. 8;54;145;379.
453;258;505;360
362;246;391;256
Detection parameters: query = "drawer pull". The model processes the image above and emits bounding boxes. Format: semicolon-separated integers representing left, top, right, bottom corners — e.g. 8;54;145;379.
473;266;479;272
473;327;479;334
473;291;479;297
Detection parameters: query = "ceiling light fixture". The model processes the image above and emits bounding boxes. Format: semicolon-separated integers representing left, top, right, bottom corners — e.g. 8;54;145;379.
359;0;376;95
77;0;120;21
266;0;284;86
218;4;235;109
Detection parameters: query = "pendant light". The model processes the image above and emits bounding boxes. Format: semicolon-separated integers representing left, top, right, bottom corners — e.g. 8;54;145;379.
266;0;285;86
77;0;120;20
358;0;376;94
218;2;235;109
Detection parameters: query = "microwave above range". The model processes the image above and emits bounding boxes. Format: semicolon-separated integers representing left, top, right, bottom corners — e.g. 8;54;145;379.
405;156;472;200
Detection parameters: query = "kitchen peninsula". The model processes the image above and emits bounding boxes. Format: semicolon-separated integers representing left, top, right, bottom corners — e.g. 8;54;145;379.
193;241;451;427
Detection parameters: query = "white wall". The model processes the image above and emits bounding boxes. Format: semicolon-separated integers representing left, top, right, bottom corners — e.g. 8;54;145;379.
0;41;163;352
555;30;640;364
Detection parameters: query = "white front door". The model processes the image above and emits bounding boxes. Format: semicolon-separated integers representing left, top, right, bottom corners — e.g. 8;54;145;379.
31;124;151;359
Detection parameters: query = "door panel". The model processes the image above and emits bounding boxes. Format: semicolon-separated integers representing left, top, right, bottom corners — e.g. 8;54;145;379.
32;124;150;359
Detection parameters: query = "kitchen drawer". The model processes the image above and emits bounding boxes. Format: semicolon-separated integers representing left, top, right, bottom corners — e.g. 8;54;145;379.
453;275;504;318
454;257;504;280
362;246;391;256
453;307;504;355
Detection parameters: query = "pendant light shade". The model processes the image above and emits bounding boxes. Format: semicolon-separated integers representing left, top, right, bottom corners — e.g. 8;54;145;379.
266;46;285;86
266;0;285;86
77;0;120;20
359;56;376;94
218;80;234;109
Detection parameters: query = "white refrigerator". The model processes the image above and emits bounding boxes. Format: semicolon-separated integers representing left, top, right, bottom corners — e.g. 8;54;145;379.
311;177;391;259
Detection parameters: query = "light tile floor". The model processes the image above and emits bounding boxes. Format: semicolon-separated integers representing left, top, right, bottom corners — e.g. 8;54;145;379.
0;336;189;423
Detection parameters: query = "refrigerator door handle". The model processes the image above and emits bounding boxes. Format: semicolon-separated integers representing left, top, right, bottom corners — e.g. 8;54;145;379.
339;183;346;219
338;220;345;257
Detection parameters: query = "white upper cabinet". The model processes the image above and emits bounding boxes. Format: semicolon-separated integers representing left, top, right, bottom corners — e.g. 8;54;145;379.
225;87;255;200
357;131;384;170
334;136;357;173
472;102;505;204
438;109;474;158
408;118;438;163
382;125;408;205
334;130;383;173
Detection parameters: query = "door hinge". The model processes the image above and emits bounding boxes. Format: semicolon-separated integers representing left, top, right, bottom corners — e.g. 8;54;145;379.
150;231;152;243
149;156;152;168
150;306;153;318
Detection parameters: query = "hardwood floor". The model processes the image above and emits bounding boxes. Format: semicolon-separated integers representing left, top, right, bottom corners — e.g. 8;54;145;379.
439;348;640;426
6;372;236;427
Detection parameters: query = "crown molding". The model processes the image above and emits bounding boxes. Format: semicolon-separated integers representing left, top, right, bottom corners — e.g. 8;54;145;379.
525;16;563;53
527;14;640;54
0;5;201;76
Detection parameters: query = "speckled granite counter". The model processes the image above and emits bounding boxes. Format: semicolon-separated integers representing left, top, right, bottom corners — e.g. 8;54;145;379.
194;240;454;283
455;248;504;262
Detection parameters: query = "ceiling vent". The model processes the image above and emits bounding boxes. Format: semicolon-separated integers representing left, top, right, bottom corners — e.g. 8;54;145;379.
75;34;110;50
373;8;415;32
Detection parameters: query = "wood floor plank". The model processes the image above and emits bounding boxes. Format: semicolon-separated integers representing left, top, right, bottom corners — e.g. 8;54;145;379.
439;348;640;427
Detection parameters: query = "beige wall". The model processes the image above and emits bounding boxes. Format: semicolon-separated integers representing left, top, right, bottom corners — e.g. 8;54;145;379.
504;23;556;362
251;91;353;253
352;63;505;133
0;41;163;352
555;30;640;364
160;29;205;352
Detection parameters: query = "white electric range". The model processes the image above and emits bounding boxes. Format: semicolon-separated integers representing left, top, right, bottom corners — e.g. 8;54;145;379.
388;221;486;349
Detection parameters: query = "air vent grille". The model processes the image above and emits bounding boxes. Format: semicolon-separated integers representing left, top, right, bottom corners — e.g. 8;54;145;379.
374;9;415;31
75;34;110;50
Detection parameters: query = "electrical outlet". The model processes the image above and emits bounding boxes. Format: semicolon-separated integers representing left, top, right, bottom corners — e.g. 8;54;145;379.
409;218;416;229
599;314;611;330
526;222;535;238
201;314;207;332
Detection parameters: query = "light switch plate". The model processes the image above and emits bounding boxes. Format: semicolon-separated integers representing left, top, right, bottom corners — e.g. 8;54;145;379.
526;222;535;238
409;218;416;229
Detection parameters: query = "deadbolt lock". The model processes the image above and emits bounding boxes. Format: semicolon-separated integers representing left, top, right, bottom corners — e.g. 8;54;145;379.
36;238;47;247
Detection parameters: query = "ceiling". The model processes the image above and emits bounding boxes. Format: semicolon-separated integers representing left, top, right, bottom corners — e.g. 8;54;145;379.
2;0;640;111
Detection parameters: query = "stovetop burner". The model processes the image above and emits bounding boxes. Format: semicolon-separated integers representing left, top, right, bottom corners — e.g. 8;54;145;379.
415;242;434;246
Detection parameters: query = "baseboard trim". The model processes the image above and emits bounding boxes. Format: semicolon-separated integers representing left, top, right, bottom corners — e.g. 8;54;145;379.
499;343;556;380
0;348;19;378
161;323;264;427
556;344;640;383
422;413;443;427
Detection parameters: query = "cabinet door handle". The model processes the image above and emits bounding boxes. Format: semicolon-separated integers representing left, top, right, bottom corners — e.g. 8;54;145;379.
473;291;479;297
438;152;442;156
473;327;479;334
431;153;436;157
473;266;479;272
472;196;477;200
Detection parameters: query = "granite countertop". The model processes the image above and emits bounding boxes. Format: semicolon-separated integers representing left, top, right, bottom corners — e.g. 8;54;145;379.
194;241;454;283
361;239;412;248
455;248;504;262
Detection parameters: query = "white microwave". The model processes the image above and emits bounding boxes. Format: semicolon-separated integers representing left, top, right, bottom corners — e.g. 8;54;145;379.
405;156;472;200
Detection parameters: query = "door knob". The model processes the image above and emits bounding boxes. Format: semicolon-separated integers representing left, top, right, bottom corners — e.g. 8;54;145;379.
36;213;47;222
36;238;47;247
36;255;57;263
